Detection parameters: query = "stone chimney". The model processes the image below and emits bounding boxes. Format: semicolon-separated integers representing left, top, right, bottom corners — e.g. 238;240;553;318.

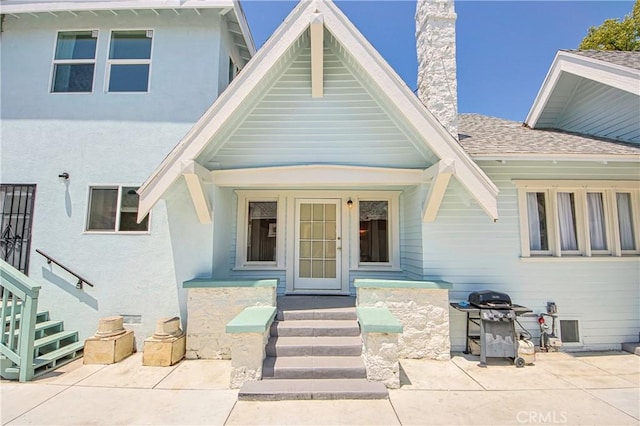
416;0;458;139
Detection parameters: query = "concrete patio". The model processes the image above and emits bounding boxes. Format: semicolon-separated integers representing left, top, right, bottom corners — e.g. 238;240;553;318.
1;351;638;425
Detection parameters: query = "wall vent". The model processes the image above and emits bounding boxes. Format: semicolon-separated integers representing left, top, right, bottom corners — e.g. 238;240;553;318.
120;314;142;325
560;319;580;343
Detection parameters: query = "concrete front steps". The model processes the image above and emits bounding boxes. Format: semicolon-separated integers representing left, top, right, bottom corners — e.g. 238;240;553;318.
238;296;388;401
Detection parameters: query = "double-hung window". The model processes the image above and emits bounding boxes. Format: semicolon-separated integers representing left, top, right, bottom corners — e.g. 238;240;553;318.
51;30;98;93
516;181;639;258
86;186;149;233
107;30;153;92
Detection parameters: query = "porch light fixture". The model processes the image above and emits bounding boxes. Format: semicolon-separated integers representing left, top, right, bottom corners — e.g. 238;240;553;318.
58;172;69;180
347;199;353;209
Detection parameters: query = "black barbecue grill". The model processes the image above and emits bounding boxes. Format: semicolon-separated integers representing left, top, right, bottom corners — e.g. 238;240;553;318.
451;290;532;367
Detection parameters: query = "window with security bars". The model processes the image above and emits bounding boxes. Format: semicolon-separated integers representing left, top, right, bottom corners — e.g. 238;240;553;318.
0;185;36;274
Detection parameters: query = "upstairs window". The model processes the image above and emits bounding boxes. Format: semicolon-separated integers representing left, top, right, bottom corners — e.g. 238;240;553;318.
51;30;97;93
516;181;639;258
107;30;153;92
86;186;149;233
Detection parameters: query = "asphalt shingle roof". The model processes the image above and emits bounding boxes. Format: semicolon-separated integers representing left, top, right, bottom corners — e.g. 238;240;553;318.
562;49;640;70
457;114;640;157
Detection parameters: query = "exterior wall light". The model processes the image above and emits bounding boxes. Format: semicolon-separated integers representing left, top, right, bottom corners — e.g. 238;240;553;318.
58;172;69;180
347;199;353;209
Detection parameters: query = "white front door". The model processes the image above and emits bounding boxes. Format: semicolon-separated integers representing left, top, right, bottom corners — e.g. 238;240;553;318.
294;199;341;291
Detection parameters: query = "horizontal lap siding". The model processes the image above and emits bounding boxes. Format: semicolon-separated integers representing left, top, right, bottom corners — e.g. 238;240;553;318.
428;161;640;350
401;187;424;280
212;43;430;169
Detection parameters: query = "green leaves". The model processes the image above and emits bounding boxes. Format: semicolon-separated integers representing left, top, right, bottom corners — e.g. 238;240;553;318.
579;0;640;51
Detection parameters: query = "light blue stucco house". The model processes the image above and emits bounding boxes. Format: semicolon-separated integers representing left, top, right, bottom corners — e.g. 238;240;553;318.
1;0;638;382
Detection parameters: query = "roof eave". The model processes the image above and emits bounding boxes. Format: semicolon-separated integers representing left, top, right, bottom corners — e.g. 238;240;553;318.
1;0;235;14
525;50;640;128
471;153;640;163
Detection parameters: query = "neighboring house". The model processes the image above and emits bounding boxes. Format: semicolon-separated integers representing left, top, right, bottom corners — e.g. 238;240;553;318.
1;0;638;360
0;0;254;345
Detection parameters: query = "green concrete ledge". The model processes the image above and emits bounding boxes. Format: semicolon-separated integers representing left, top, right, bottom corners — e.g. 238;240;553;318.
357;307;403;334
354;278;453;290
226;306;277;334
183;278;278;289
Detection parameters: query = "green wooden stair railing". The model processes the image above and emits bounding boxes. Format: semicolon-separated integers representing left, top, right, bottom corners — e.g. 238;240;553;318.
0;259;41;382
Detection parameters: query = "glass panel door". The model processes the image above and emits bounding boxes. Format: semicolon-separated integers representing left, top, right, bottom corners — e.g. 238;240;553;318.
294;199;341;290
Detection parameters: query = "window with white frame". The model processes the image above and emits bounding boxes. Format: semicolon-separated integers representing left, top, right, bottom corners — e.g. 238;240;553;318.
235;192;285;268
51;30;98;93
86;186;149;232
359;200;389;263
516;181;639;258
107;30;153;92
353;193;400;269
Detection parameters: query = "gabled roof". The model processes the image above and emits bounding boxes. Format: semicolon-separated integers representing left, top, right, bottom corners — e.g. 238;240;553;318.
459;114;640;161
137;0;499;221
525;50;640;143
564;49;640;70
0;0;255;63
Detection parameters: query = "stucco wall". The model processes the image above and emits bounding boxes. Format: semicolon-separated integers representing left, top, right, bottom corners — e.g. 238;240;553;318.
0;10;226;347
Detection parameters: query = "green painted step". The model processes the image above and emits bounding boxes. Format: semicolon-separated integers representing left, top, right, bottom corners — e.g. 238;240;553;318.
3;311;50;325
3;320;63;339
34;341;84;370
33;330;78;352
3;341;83;379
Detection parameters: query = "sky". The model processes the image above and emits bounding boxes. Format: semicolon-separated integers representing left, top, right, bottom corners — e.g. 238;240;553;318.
241;0;635;122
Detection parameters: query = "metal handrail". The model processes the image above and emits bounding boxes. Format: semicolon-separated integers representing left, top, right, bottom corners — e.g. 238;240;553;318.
35;249;95;289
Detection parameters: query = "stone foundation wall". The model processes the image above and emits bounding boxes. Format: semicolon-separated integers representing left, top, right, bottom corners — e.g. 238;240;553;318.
185;286;275;359
357;286;451;360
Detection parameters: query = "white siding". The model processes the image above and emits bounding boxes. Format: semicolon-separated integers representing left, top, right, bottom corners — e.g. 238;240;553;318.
424;160;639;351
401;186;424;280
536;74;640;144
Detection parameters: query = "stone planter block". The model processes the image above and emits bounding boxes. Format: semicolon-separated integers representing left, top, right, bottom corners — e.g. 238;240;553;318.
84;329;135;364
143;317;186;366
143;335;186;367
